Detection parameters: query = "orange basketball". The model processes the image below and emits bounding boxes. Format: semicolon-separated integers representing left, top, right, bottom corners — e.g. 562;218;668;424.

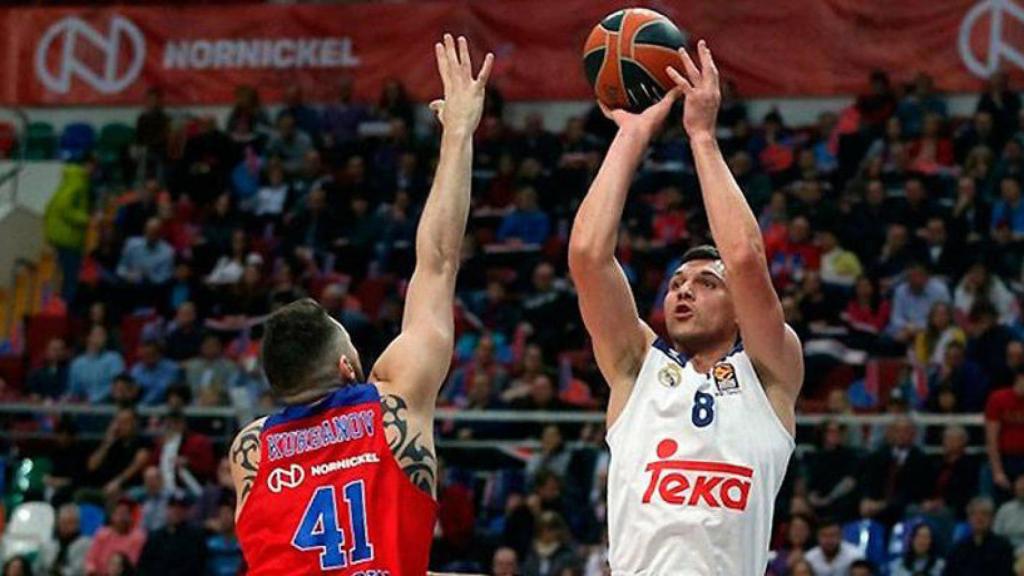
582;8;686;112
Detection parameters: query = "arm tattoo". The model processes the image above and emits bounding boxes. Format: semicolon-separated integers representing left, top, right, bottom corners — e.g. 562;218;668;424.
232;423;262;502
381;394;437;496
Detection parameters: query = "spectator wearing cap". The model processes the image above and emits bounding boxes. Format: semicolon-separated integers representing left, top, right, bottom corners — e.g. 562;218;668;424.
129;340;180;407
886;261;951;344
68;326;125;404
28;337;70;401
88;408;151;497
137;491;207;576
84;499;146;576
152;409;216;489
163;302;205;362
183;335;237;407
35;503;92;576
944;497;1015;575
986;367;1024;493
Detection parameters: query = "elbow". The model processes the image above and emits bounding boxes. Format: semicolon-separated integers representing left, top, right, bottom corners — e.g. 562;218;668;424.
568;235;609;276
723;236;766;270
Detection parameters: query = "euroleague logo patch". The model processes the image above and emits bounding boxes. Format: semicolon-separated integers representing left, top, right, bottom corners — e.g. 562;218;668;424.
712;362;739;395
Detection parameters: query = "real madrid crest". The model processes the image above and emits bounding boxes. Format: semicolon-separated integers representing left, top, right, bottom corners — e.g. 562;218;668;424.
712;362;740;394
658;363;683;388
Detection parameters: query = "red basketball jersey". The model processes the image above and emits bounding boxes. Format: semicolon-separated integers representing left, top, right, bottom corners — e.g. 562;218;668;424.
237;383;437;575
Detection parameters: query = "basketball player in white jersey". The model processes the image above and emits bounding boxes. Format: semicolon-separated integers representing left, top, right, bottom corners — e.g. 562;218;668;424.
568;40;802;575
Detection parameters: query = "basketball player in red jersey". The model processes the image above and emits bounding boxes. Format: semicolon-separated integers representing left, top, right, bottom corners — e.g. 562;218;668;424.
230;34;492;575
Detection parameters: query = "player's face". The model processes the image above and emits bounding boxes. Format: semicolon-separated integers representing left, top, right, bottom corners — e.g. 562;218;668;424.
663;260;736;350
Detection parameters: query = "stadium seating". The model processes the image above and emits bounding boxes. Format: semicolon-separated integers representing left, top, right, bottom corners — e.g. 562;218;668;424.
78;503;106;538
2;501;54;561
22;122;56;160
57;123;96;162
0;122;16;159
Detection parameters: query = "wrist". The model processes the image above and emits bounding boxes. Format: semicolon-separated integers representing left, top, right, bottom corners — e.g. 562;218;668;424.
441;126;474;142
689;131;718;148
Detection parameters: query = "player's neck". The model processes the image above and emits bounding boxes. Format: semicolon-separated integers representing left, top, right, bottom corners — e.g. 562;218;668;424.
281;381;353;406
675;335;737;375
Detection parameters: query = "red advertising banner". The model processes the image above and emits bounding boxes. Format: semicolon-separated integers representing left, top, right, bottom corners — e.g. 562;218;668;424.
0;0;1018;106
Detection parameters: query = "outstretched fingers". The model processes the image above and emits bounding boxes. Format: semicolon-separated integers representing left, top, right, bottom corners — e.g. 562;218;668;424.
475;52;495;87
435;42;451;90
666;66;693;93
697;40;719;88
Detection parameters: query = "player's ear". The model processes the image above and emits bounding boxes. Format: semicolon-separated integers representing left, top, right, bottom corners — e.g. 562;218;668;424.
339;356;357;382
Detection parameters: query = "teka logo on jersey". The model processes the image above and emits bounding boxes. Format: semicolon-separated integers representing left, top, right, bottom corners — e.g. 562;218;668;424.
267;463;305;493
642;439;753;511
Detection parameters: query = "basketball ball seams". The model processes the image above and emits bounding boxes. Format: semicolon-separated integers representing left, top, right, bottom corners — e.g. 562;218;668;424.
583;7;683;111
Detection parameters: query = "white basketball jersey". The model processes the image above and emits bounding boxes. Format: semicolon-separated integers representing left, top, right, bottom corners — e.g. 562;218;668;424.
607;339;794;575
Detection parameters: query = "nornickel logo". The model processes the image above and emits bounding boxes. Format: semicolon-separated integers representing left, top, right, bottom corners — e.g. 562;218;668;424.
35;15;145;94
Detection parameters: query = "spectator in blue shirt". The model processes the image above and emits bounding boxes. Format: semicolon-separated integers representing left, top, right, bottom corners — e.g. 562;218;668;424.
991;177;1024;238
887;262;952;344
205;498;243;576
497;187;551;246
130;340;181;406
277;85;320;144
117;218;174;286
68;326;125;403
896;72;948;137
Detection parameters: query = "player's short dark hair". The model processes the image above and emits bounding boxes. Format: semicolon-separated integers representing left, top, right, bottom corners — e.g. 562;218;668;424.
261;298;346;397
680;245;721;266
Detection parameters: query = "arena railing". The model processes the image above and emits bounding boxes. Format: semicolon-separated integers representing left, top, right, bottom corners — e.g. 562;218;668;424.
0;107;28;213
0;403;987;455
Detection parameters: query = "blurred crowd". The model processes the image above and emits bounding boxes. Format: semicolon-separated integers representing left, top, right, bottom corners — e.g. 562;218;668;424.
2;67;1024;576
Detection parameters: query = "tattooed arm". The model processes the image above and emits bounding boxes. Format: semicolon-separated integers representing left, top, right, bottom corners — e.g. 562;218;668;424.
380;393;437;495
230;417;266;520
371;36;492;498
